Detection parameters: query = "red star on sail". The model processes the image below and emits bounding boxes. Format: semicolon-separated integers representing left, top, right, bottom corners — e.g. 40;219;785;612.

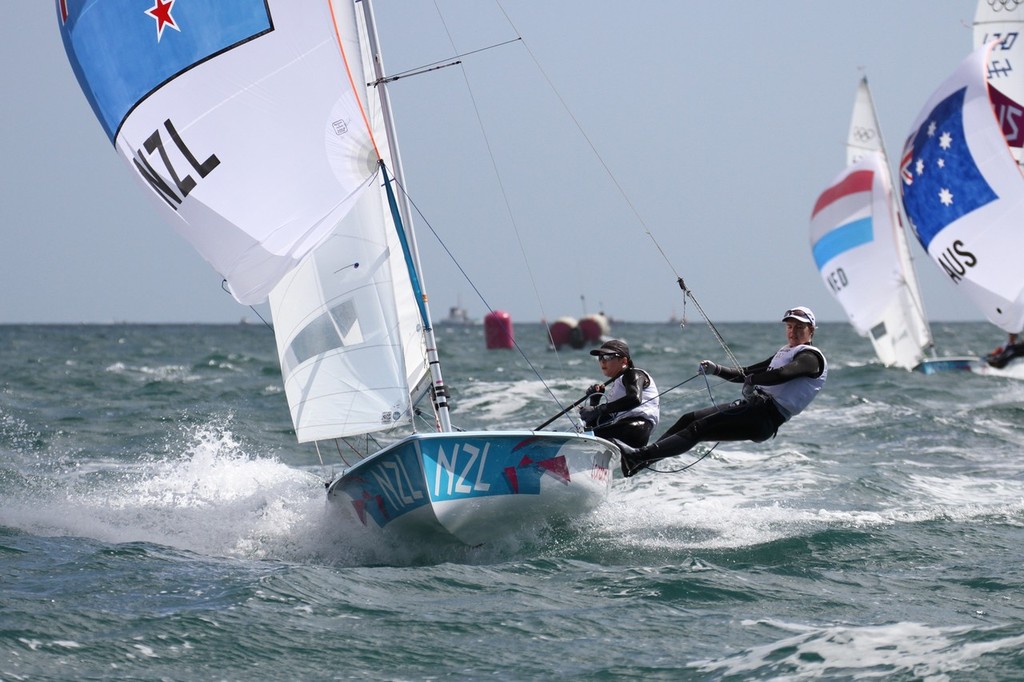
145;0;180;42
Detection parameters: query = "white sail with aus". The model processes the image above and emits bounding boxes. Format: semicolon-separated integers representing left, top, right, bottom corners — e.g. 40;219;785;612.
967;0;1024;372
900;42;1024;376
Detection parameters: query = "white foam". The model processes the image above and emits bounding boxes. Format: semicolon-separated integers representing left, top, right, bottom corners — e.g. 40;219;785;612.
691;620;1024;679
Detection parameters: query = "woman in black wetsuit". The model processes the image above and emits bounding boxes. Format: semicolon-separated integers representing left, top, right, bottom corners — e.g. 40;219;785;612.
615;307;827;477
579;339;660;448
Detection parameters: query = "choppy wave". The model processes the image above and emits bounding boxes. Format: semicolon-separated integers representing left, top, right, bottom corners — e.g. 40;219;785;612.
4;323;1024;678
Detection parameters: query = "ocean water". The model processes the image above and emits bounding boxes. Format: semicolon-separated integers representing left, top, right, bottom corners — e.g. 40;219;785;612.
3;321;1024;680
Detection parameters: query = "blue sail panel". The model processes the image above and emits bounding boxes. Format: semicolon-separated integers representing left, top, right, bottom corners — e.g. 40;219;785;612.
57;0;273;141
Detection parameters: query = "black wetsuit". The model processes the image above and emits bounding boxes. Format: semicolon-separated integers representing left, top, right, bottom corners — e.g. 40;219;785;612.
629;350;824;468
986;342;1024;369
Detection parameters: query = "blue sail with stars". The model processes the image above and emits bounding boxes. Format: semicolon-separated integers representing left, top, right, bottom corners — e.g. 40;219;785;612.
900;87;998;250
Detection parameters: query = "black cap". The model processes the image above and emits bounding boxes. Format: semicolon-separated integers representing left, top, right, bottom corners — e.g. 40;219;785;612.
589;339;630;358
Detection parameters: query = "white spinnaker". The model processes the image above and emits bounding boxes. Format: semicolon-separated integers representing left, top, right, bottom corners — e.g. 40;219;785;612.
107;4;379;304
901;43;1024;334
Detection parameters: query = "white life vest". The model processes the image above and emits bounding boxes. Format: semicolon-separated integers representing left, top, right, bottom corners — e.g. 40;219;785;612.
603;368;660;427
758;344;827;419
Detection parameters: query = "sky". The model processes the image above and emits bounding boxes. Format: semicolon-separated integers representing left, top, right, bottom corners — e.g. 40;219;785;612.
1;0;988;325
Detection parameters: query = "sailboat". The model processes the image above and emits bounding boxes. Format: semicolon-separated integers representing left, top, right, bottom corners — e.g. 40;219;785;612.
56;1;616;546
809;78;974;373
969;0;1024;373
899;41;1024;380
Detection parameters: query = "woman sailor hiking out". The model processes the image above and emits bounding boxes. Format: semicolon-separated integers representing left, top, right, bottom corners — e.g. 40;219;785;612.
614;306;827;478
579;339;660;448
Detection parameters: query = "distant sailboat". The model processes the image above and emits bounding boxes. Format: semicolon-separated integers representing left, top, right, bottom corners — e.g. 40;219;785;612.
970;0;1024;372
900;41;1024;379
974;0;1024;171
810;78;972;372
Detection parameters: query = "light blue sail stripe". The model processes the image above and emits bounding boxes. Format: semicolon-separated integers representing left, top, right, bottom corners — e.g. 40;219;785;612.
812;217;873;269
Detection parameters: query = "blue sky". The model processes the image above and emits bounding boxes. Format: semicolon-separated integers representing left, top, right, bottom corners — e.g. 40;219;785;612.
2;0;983;325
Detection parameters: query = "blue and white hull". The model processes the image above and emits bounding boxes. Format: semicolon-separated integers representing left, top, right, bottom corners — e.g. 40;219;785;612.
915;356;980;374
326;431;616;546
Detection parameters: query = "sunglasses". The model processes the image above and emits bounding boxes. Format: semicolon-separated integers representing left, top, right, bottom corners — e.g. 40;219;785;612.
597;353;623;362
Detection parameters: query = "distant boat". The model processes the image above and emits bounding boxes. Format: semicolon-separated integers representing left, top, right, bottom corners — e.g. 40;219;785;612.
970;0;1024;374
810;77;974;373
437;304;476;326
900;40;1024;379
58;0;616;546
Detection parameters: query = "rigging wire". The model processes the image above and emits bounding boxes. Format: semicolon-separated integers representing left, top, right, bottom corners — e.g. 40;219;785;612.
367;3;745;443
221;279;275;331
493;0;742;371
390;175;582;424
427;0;571;377
375;38;521;84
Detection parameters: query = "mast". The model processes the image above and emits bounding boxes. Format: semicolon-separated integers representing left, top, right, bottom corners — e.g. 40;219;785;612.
856;76;936;357
357;0;453;432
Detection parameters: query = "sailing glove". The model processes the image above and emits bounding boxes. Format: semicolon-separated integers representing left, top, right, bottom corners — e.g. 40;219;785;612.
698;360;720;376
579;405;604;425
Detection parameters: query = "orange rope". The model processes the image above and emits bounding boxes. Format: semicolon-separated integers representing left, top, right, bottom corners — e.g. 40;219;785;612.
326;0;383;162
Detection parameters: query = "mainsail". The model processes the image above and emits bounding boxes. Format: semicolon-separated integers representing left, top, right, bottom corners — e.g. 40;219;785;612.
900;43;1024;334
267;1;431;443
809;78;933;370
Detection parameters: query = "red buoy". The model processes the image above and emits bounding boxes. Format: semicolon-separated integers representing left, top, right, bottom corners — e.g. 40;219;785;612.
484;310;514;349
578;313;610;344
548;316;584;350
